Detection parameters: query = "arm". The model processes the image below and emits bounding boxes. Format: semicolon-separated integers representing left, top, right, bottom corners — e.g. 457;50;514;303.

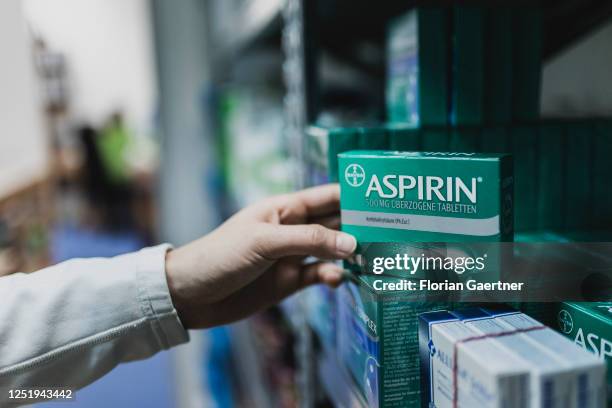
0;184;355;400
0;245;188;398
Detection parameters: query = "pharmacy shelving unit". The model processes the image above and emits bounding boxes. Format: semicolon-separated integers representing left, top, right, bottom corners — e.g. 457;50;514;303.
207;0;612;407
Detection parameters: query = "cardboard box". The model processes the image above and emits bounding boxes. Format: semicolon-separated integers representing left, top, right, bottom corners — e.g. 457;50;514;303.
386;8;450;126
451;7;484;126
483;8;513;125
565;121;592;230
512;7;542;122
538;122;565;230
339;151;513;243
557;302;612;402
488;308;607;407
511;125;538;231
419;310;530;408
337;278;451;408
387;123;421;151
420;127;449;152
454;308;576;407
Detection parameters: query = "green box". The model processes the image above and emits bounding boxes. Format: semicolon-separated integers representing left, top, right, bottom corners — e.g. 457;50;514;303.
420;127;449;152
336;277;451;408
310;126;359;183
481;126;510;154
511;125;538;231
538;122;565;230
592;120;612;229
358;126;389;151
305;126;331;187
483;8;513;125
386;8;450;126
557;302;612;401
449;127;481;153
512;7;542;122
451;6;484;126
339;151;513;243
387;123;421;151
564;121;592;230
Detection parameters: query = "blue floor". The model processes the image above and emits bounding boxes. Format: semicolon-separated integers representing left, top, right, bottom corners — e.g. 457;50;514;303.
35;225;174;408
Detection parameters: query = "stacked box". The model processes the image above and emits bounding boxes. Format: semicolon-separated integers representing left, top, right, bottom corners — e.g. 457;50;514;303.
336;278;451;408
592;120;612;229
419;310;531;408
449;127;481;153
420;127;449;152
538;122;565;230
337;151;513;407
387;123;420;151
487;308;607;407
386;8;450;126
451;7;484;126
565;121;592;230
511;125;538;231
312;126;359;183
557;302;612;401
305;126;331;187
483;8;513;125
358;126;389;151
481;126;510;154
512;7;542;122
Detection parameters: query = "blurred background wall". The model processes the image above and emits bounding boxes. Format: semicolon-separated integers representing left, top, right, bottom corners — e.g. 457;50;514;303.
22;0;157;138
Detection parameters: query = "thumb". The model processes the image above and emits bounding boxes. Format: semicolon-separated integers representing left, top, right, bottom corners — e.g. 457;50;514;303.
257;224;356;260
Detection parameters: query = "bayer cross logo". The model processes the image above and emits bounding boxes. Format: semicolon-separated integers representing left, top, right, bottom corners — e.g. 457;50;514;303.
558;310;574;334
345;164;366;187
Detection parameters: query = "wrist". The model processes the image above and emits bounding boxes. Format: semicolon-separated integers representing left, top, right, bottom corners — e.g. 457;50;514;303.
165;248;191;328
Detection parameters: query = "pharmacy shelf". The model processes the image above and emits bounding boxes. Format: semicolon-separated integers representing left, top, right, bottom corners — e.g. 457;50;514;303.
317;349;367;408
209;0;282;69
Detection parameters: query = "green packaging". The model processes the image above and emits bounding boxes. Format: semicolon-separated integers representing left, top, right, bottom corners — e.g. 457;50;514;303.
483;8;513;125
512;7;542;122
386;8;450;126
592;120;612;228
449;127;481;153
309;126;359;183
336;277;451;407
557;302;612;400
481;126;510;154
451;6;484;126
387;123;420;151
420;127;449;152
339;151;513;243
538;122;565;230
564;121;592;230
305;126;331;187
358;126;389;151
511;125;538;231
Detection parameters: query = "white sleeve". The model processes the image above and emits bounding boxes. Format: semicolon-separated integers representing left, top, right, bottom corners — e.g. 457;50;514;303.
0;244;189;402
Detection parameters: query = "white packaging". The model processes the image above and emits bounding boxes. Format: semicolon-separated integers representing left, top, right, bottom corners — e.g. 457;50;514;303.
430;319;530;408
494;313;606;408
462;316;574;408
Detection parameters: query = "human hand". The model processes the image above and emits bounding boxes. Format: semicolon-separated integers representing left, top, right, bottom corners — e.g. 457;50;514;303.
164;184;356;329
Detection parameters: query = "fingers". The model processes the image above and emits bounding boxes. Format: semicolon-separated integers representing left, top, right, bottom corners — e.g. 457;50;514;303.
290;183;340;217
189;261;344;328
310;214;340;230
256;224;356;260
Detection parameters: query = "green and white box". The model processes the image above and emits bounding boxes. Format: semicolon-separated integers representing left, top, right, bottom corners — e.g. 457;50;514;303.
558;302;612;402
336;278;450;408
451;6;484;126
386;8;450;126
339;151;513;243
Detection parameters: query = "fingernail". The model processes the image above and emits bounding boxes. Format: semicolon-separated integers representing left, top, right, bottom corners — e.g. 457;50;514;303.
336;233;357;256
